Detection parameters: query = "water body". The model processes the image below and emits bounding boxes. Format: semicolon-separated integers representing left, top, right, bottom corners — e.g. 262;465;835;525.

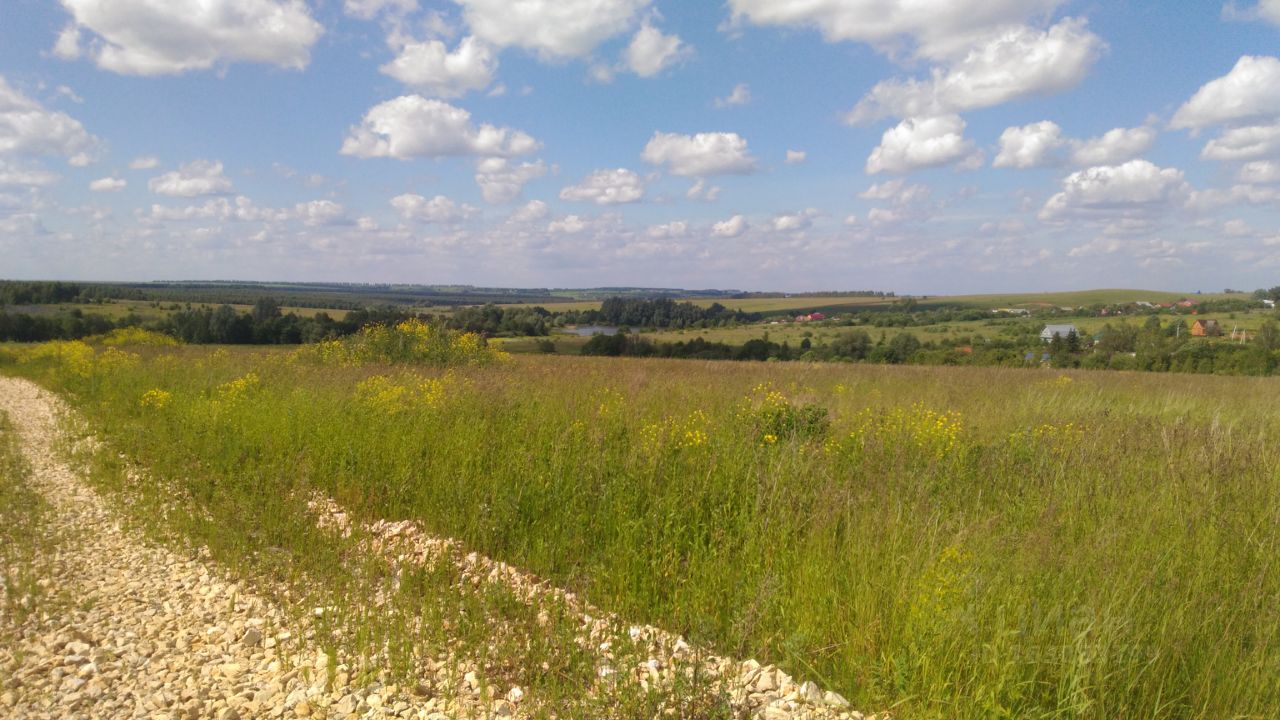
566;325;620;336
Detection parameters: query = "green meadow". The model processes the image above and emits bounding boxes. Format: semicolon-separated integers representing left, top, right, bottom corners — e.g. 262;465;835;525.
3;327;1279;718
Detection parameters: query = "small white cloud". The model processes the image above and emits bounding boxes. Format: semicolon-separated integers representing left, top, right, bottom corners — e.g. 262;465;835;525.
454;0;648;61
474;157;547;204
866;115;982;174
1200;122;1280;161
624;21;691;77
548;214;587;234
294;200;348;226
785;149;807;164
993;120;1065;168
129;156;160;170
55;0;323;75
89;176;126;192
344;0;417;20
1239;160;1280;183
1171;55;1280;130
0;75;101;163
685;178;721;201
380;36;496;97
772;208;818;232
846;19;1103;123
0;160;60;188
391;193;478;223
559;168;645;204
1040;159;1190;220
342;96;539;160
647;220;688;238
148;159;233;197
714;83;751;108
711;214;747;238
642;131;758;176
508;199;548;223
1069;125;1156;166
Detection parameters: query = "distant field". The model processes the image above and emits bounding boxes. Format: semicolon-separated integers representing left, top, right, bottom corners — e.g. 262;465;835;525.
938;289;1249;308
2;300;354;321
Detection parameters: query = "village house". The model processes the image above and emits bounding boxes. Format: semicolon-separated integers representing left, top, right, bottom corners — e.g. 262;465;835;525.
1190;319;1222;337
1040;323;1078;342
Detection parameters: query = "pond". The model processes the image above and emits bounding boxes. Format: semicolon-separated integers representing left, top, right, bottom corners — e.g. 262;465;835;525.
564;325;621;336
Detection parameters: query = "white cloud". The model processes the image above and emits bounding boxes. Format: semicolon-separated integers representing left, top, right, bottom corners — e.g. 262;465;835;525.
53;25;82;59
0;161;59;188
508;200;548;223
455;0;648;60
89;176;126;192
1200;123;1280;161
380;36;496;97
785;149;807;164
344;0;417;20
994;121;1156;168
1239;160;1280;183
866;115;982;174
147;159;233;197
559;168;645;204
772;208;818;232
341;96;539;160
647;220;688;238
711;214;747;238
715;83;751;108
294;200;348;226
1224;1;1280;25
149;195;289;222
0;75;100;162
993;120;1065;169
56;0;323;75
624;22;691;77
391;193;478;223
129;155;159;170
547;214;587;234
641;131;758;176
847;19;1103;123
726;0;1063;59
1040;160;1190;220
858;179;931;206
686;178;721;201
1171;56;1280;130
474;157;547;204
1069;125;1156;166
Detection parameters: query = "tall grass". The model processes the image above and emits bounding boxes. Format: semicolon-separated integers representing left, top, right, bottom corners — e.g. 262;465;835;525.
5;339;1280;718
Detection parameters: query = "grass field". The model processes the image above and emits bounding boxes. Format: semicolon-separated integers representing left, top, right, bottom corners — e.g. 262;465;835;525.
4;331;1279;719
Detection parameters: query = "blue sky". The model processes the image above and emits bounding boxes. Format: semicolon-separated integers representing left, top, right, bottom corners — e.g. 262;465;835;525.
1;0;1279;293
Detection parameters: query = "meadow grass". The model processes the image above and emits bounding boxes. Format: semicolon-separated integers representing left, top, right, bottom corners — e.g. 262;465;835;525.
4;338;1280;718
0;410;55;630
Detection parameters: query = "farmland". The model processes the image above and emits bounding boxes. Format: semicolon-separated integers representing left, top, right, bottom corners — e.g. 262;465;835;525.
4;328;1279;718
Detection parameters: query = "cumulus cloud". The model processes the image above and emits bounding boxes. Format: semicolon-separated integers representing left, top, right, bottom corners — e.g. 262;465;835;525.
993;121;1065;169
128;155;159;170
685;178;721;201
1171;55;1280;129
859;179;931;205
994;121;1156;168
344;0;417;20
0;75;100;163
391;193;479;223
847;19;1103;123
715;83;751;108
474;157;547;204
711;214;747;238
147;159;233;197
785;149;807;164
559;168;645;204
1239;160;1280;183
726;0;1063;59
454;0;648;60
547;214;587;234
148;195;289;222
1069;125;1156;166
772;208;818;232
341;96;539;160
294;199;348;226
641;131;757;176
507;200;548;223
89;176;126;192
1222;0;1280;25
0;161;60;188
647;220;688;238
1040;160;1190;220
1200;123;1280;161
866;115;981;174
380;36;496;97
55;0;323;75
624;21;691;77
